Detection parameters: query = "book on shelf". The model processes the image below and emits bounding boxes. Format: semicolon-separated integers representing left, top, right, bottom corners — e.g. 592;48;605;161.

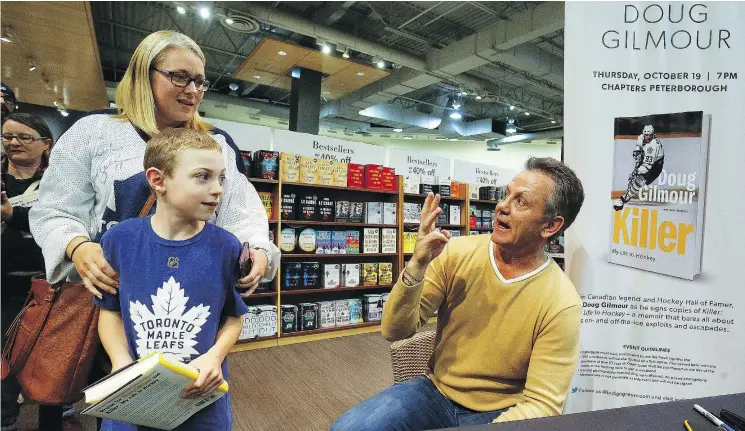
364;202;383;224
280;227;297;253
449;205;461;225
347;163;364;188
281;192;296;220
323;264;341;289
469;184;480;200
378;262;393;285
404;175;420;194
297;228;317;253
318;197;335;222
349;299;364;324
383;202;397;225
301;262;321;289
258;192;273;220
280;305;298;334
363;263;379;286
81;351;227;430
381;228;397;254
349;202;364;223
317;159;335;186
240;307;259;340
342;263;360;287
299;156;319;184
298;194;319;221
335;201;350;222
252;150;279;180
346;230;360;254
316;230;332;254
332;161;348;187
363;228;380;254
318;301;337;328
331;231;347;254
334;300;351;326
438;176;452;197
282;262;302;290
280;153;300;183
299;303;319;331
240;151;252;177
381;167;396;192
420;175;437;195
403;203;421;224
436;203;449;225
256;305;278;337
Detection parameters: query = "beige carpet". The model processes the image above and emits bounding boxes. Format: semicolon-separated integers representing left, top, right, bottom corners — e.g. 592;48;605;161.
16;325;434;431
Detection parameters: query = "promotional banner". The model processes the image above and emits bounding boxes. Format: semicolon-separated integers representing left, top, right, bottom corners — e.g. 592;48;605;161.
452;159;516;186
273;129;385;165
207;118;272;152
388;148;449;180
565;1;744;412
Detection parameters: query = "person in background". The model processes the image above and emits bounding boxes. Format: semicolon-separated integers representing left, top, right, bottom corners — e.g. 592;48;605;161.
2;113;83;431
332;158;585;430
1;82;16;117
29;30;279;302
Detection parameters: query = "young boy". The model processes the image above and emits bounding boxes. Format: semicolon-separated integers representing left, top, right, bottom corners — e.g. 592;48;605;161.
95;128;248;430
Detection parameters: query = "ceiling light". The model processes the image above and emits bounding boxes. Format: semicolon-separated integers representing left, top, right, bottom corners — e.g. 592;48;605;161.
253;75;261;79
60;109;69;117
403;136;413;140
551;120;556;124
509;105;515;110
525;112;530;116
459;91;467;96
449;112;462;120
278;50;287;56
356;71;365;76
342;48;350;59
321;44;332;54
228;83;239;91
452;103;460;110
506;125;517;134
475;95;482;100
176;5;186;14
225;17;234;25
199;7;210;18
377;60;386;69
27;58;37;72
53;100;59;107
449;138;457;141
393;128;403;133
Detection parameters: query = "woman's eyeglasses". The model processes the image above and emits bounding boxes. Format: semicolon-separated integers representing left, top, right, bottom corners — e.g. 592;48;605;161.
1;134;48;144
151;68;210;92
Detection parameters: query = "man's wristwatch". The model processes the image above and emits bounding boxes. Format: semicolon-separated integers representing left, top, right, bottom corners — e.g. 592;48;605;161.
401;267;423;287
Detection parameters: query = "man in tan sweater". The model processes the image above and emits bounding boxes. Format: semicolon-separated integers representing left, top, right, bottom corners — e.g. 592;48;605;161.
331;158;585;431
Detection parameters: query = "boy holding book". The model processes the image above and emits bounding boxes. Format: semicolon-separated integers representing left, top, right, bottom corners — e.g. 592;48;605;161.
95;128;248;430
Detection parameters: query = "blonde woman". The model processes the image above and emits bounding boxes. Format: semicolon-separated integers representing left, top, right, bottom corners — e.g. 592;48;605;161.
29;30;279;300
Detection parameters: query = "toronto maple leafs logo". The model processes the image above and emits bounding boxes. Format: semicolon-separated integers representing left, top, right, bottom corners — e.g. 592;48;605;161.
129;277;211;362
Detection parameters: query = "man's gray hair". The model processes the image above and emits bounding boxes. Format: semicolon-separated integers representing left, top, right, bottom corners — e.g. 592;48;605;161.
524;157;584;237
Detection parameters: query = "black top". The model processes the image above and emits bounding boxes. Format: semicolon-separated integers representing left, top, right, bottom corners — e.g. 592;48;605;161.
2;172;46;277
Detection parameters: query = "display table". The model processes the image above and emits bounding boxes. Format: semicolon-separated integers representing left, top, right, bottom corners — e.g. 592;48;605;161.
439;393;744;430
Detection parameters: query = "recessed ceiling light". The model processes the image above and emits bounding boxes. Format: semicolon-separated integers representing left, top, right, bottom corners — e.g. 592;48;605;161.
176;6;186;14
525;112;530;116
509;105;515;110
506;126;517;134
60;109;69;117
376;60;385;69
356;71;365;76
342;49;350;59
199;7;210;18
551;120;556;124
53;101;59;107
452;103;460;110
403;136;413;140
475;95;482;100
225;17;234;25
449;112;462;120
321;44;331;54
253;75;261;79
393;128;403;133
278;50;287;56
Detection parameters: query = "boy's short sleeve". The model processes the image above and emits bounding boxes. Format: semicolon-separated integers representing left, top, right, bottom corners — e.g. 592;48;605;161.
94;231;121;311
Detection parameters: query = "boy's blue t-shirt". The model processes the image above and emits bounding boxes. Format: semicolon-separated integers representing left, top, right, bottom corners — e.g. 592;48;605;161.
95;217;249;431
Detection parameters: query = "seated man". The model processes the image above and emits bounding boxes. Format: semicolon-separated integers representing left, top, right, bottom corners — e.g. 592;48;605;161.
331;157;585;430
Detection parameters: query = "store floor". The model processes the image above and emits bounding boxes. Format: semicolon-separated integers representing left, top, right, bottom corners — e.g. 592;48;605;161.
16;323;435;431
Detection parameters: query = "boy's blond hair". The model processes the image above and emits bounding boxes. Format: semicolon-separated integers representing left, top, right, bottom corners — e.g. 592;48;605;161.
115;30;213;136
144;128;221;177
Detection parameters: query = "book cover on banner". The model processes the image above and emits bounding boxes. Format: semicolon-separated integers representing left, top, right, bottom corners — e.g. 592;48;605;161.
82;352;227;430
609;111;710;280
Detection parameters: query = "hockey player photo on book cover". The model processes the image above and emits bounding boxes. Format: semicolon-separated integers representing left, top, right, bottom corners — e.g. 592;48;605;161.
609;111;710;280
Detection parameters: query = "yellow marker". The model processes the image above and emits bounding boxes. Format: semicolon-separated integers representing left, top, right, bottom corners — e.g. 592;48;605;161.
684;419;694;431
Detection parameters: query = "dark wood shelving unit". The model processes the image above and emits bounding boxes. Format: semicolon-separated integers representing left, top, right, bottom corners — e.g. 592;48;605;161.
234;335;277;345
282;182;398;194
243;292;277;299
281;321;380;338
403;223;466;229
469;227;493;231
470;199;500;204
282;253;398;258
404;193;465;202
281;285;392;295
281;221;398;228
248;178;279;184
